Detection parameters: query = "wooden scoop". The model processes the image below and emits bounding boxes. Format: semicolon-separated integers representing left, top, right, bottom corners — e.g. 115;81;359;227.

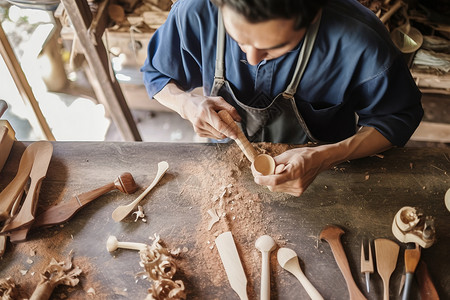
0;142;40;221
319;225;367;300
277;247;323;300
374;238;400;300
1;141;53;233
112;161;168;222
218;110;275;175
33;172;138;228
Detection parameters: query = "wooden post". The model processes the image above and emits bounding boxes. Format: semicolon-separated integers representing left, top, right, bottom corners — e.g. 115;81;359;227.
61;0;142;141
0;22;56;141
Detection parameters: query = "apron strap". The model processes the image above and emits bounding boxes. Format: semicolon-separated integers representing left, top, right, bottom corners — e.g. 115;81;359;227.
283;12;322;98
214;10;225;81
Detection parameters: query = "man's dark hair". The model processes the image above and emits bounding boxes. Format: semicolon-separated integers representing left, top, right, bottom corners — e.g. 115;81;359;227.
211;0;328;30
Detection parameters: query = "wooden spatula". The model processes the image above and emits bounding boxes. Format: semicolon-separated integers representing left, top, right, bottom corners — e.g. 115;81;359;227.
0;142;39;221
1;141;53;233
374;238;400;300
215;231;248;300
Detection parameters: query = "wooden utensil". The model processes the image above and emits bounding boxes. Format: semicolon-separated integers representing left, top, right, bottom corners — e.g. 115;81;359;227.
1;141;53;233
106;235;147;252
215;231;248;300
33;172;137;228
255;235;276;300
319;225;367;300
0;141;39;221
112;161;168;222
277;247;323;300
402;243;421;300
217;110;275;175
374;238;400;300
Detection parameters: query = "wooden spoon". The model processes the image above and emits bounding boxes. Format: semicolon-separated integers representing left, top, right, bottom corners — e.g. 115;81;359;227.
112;161;169;222
0;142;39;221
33;172;138;228
374;238;400;300
1;141;53;233
255;235;277;300
218;110;275;175
277;247;324;300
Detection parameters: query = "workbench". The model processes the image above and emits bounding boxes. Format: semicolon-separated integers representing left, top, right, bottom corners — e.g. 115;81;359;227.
0;141;449;299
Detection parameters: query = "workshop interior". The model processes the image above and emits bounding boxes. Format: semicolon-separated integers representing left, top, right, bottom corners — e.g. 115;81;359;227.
0;0;449;299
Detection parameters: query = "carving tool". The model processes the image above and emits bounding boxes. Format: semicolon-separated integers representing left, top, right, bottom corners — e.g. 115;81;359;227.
277;247;324;300
374;238;399;300
215;231;248;300
360;240;374;293
33;172;137;228
319;225;367;300
402;243;421;300
255;235;276;300
112;161;168;222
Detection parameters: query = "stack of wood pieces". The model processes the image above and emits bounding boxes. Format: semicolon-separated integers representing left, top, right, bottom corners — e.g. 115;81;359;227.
107;0;174;33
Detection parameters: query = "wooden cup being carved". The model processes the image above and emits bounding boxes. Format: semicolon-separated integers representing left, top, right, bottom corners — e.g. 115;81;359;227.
218;110;275;176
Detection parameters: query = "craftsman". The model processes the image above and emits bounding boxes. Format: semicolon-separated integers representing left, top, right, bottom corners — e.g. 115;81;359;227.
141;0;423;196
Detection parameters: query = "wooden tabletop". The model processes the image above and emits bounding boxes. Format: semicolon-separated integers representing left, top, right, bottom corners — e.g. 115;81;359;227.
0;141;449;299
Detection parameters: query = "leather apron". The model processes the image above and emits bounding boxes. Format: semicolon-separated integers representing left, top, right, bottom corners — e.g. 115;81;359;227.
211;12;322;144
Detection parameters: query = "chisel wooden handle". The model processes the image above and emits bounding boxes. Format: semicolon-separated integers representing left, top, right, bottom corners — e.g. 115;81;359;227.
218;110;257;163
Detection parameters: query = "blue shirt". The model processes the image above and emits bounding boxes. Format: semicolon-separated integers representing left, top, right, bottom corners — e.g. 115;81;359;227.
141;0;423;146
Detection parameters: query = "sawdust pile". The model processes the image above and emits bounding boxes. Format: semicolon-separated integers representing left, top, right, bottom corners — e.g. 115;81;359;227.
175;142;295;298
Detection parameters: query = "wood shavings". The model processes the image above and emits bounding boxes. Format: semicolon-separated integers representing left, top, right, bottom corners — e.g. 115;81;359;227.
132;205;146;222
207;209;220;231
0;277;19;300
137;236;186;300
145;279;186;300
29;254;82;300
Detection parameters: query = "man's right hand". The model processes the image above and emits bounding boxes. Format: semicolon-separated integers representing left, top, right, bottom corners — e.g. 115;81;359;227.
154;81;241;139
